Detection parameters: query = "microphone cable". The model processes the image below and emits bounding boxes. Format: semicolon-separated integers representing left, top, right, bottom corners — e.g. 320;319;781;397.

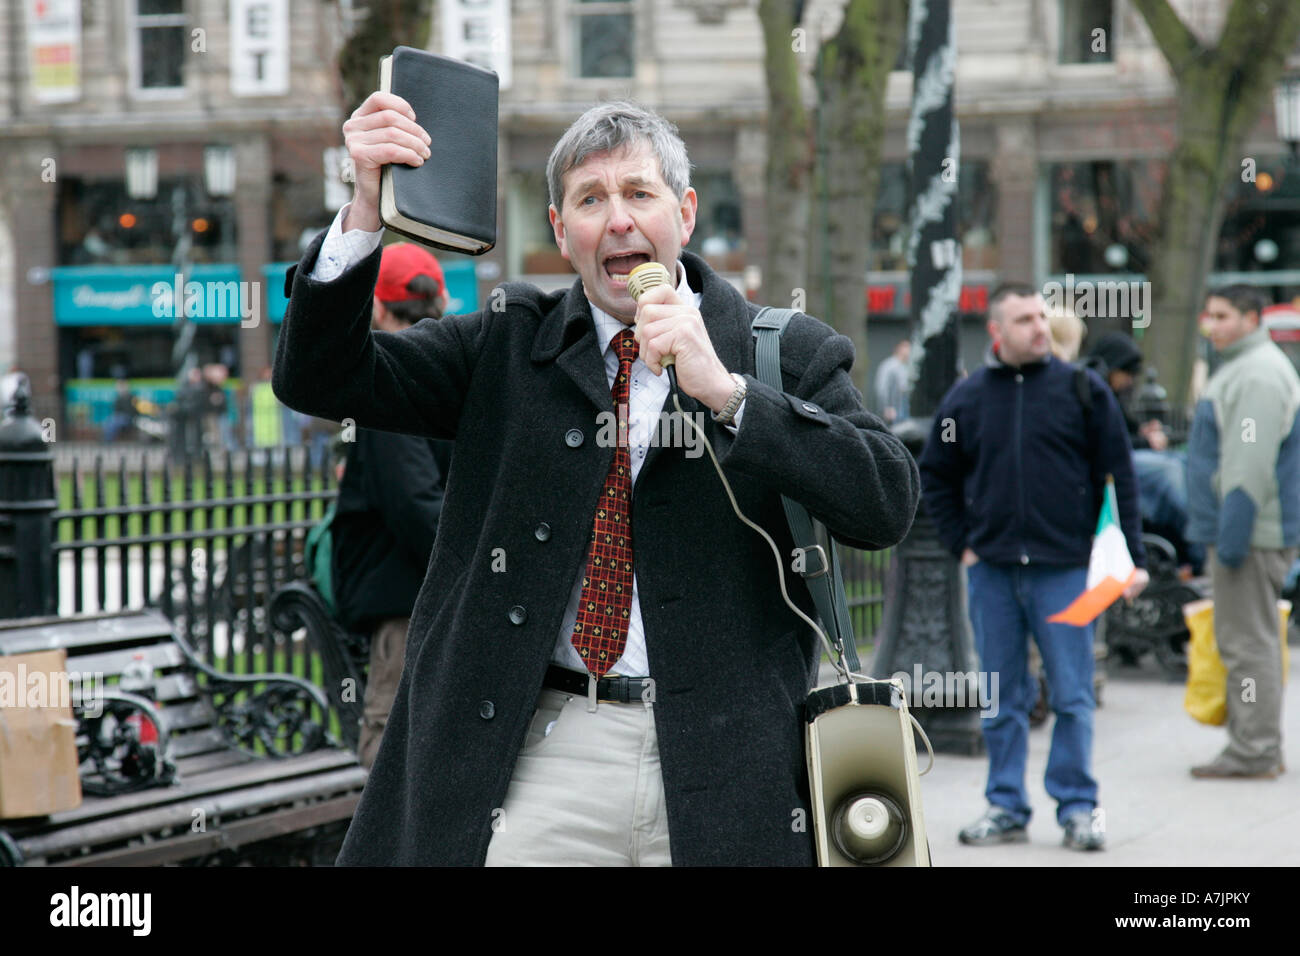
668;389;934;775
623;263;933;772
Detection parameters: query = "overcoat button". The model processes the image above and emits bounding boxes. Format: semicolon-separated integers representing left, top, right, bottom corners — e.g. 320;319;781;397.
509;605;527;625
565;428;584;447
534;522;551;542
479;700;495;720
802;402;820;414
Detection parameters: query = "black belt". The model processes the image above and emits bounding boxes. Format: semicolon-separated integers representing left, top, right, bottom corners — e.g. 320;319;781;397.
544;665;652;703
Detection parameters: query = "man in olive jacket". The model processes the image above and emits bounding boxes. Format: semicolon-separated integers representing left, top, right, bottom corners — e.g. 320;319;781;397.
273;96;919;865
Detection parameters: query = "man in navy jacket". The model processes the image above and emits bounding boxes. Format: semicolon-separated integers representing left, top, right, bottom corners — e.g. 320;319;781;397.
919;282;1147;851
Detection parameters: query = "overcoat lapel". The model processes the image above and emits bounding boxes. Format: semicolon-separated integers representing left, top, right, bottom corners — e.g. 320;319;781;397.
686;251;754;376
532;279;614;414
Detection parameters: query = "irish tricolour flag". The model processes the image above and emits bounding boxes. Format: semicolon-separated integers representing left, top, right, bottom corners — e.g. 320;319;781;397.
1047;476;1135;626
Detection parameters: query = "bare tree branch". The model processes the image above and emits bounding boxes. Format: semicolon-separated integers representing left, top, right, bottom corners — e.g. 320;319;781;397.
1129;0;1300;406
1130;0;1201;76
1218;0;1300;67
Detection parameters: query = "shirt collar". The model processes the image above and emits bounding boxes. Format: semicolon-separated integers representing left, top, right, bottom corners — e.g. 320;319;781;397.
985;341;1051;371
589;260;696;354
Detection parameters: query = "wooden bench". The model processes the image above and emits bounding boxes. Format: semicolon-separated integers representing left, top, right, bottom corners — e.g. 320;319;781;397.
0;609;367;866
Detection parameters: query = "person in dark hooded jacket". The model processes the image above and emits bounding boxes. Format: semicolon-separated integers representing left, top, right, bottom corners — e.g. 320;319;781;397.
331;242;454;769
1084;332;1199;572
1083;332;1165;450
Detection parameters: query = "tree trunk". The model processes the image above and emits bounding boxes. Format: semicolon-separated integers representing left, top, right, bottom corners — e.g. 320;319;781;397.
1132;0;1300;408
758;0;814;312
810;0;907;396
1143;80;1236;407
338;0;434;119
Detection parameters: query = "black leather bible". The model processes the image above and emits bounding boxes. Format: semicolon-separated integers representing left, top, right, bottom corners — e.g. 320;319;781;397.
378;46;499;255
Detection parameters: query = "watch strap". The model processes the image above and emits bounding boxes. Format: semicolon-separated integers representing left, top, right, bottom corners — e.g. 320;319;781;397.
711;373;747;424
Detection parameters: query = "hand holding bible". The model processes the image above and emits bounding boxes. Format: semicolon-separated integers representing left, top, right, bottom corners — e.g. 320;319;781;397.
341;91;431;233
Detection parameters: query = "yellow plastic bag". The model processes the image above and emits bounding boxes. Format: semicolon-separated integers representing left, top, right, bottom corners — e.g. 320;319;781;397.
1183;599;1291;726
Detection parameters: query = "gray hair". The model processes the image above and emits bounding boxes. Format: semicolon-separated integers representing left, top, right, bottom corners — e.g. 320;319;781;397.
546;101;692;211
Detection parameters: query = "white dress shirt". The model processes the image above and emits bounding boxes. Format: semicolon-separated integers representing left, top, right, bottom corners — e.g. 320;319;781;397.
307;204;745;677
310;205;385;281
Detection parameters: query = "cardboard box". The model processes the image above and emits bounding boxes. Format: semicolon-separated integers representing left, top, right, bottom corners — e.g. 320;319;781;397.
0;649;83;818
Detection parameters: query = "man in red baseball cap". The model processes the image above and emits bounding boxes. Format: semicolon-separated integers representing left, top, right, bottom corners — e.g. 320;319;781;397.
334;240;453;768
371;241;448;331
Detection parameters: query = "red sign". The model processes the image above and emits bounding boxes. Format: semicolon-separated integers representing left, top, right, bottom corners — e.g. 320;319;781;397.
865;283;990;315
867;286;897;313
959;285;989;313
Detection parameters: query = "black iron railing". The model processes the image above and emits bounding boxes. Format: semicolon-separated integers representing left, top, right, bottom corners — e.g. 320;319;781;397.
836;544;891;647
46;447;890;673
52;448;337;677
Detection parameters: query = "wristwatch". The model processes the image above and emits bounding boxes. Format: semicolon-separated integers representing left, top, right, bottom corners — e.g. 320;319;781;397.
711;373;748;425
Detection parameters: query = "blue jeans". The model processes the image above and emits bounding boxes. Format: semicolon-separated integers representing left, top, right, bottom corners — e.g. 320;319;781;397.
966;562;1098;826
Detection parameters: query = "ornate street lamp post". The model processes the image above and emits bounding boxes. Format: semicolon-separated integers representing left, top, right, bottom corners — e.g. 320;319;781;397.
1273;72;1300;158
870;0;983;754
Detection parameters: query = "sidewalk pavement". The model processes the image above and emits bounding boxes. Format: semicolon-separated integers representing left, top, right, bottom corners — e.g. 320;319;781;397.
823;651;1300;866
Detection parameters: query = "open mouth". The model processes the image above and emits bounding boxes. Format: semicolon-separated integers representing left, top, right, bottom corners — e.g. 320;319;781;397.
604;252;652;282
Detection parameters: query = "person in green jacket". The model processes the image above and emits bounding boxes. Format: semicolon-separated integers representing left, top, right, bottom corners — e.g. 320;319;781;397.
1186;285;1300;779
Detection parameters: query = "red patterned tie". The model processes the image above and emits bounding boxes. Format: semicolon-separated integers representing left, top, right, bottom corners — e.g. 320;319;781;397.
571;329;638;678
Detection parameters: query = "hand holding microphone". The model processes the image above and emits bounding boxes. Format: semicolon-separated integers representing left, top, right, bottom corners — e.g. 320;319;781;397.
625;261;740;417
626;261;679;392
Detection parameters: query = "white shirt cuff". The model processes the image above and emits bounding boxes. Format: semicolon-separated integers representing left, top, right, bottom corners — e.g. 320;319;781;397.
724;398;745;434
308;203;384;283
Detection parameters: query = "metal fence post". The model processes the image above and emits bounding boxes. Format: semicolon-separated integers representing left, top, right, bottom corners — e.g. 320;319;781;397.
0;375;57;618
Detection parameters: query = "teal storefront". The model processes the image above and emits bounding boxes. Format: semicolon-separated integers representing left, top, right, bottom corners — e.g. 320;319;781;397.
53;261;480;437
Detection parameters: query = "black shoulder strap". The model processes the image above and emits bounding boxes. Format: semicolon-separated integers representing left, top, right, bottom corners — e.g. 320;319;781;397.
751;307;860;674
1074;365;1092;414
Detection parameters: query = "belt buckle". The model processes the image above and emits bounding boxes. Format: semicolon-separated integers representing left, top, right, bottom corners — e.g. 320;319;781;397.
609;674;631;703
801;544;830;579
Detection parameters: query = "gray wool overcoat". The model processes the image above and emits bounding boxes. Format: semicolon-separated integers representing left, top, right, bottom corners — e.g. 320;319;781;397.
273;236;920;866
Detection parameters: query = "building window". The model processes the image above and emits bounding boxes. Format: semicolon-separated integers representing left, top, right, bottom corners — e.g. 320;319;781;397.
58;177;236;267
508;170;572;275
869;161;997;272
1059;0;1113;65
1048;160;1161;274
687;170;744;272
893;10;910;72
573;0;634;79
1214;156;1300;273
130;0;188;93
61;326;240;382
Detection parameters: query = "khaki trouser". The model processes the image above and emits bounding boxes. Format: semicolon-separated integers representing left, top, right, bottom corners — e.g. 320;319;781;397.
484;687;672;866
1209;546;1297;771
357;617;409;771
